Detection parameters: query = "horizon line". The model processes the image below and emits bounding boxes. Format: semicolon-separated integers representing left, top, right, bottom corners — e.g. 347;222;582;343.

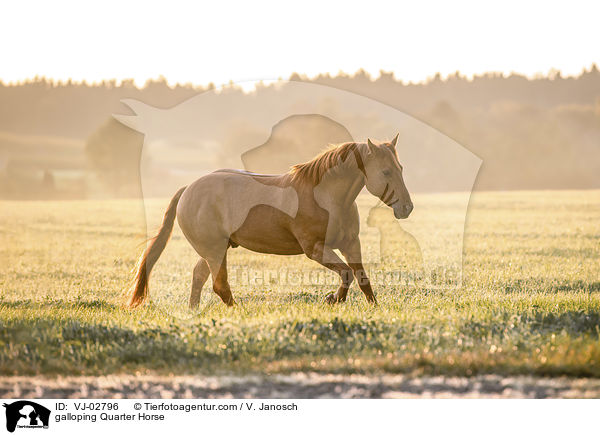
1;63;599;92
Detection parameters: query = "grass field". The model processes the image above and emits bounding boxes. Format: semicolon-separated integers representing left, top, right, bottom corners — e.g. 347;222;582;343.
1;190;599;378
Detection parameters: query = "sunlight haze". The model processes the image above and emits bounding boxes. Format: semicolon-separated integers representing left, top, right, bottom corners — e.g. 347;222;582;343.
1;0;599;87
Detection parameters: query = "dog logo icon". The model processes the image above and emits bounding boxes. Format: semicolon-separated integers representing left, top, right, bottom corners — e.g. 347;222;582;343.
3;401;50;433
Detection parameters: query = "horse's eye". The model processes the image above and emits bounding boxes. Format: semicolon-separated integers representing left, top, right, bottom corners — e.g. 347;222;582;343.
382;169;391;177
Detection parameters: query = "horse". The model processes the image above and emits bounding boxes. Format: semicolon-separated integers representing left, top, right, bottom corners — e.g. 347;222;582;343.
127;134;413;308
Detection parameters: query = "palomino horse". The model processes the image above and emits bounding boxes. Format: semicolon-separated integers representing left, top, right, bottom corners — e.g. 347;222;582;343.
127;135;413;308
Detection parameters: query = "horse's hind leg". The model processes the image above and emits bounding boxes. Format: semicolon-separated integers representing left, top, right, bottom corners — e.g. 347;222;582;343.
183;231;232;306
206;251;235;306
189;257;210;309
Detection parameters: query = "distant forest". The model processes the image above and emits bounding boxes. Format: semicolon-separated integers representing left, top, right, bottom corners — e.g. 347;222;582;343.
1;66;599;198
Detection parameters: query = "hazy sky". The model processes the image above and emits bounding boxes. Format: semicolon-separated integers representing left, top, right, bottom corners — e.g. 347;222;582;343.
1;0;598;87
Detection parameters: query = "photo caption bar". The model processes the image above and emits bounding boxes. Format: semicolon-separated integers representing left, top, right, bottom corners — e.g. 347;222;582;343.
2;399;596;435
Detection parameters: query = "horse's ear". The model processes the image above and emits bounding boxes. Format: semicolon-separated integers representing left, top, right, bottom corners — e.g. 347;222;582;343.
367;138;377;154
390;133;399;148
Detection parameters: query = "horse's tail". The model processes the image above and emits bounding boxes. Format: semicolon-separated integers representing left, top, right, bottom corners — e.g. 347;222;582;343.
127;186;187;308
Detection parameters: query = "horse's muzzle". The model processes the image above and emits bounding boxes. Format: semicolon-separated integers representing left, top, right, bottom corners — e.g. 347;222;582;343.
393;202;413;219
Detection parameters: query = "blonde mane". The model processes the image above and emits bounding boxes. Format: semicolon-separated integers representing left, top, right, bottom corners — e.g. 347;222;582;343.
289;142;363;185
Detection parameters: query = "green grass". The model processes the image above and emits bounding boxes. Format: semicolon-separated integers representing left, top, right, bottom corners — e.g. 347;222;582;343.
1;190;599;377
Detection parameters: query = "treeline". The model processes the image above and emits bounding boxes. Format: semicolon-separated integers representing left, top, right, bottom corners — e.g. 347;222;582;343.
0;66;599;198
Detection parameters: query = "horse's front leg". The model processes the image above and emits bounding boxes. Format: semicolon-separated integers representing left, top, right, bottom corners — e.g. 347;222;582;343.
341;238;377;305
300;240;354;304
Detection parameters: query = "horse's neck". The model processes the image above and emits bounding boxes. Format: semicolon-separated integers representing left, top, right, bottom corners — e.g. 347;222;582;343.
317;167;365;208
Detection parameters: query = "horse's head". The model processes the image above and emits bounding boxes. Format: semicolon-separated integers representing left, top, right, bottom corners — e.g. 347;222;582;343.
363;134;413;219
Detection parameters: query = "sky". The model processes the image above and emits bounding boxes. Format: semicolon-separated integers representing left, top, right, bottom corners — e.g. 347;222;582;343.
1;0;599;88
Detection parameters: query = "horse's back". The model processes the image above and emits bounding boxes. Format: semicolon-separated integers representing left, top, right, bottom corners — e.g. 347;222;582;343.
214;168;281;178
177;170;299;244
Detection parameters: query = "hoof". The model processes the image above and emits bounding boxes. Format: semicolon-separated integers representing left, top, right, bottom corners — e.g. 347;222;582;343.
324;292;345;304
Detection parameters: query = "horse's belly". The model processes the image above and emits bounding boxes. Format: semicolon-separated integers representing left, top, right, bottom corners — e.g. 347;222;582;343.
230;205;304;255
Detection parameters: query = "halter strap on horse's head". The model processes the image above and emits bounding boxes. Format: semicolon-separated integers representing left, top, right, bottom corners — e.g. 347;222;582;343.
352;146;366;178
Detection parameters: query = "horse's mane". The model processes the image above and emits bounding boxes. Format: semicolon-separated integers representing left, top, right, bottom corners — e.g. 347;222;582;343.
289;142;362;185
